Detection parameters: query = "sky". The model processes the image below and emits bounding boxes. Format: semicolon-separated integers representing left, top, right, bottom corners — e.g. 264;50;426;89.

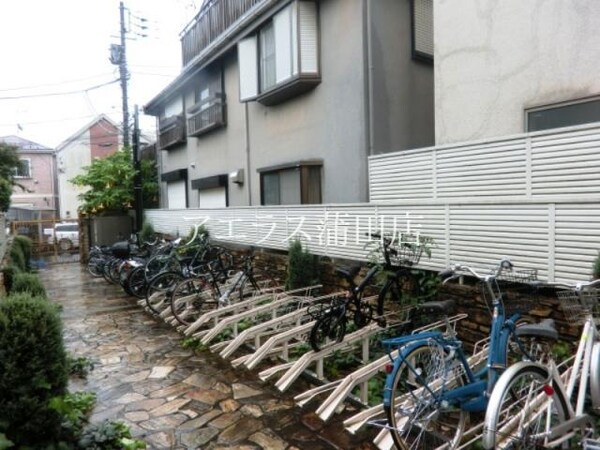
0;0;202;148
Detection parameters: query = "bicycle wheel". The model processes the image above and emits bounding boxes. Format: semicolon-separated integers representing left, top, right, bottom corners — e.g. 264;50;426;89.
238;268;280;301
482;362;570;450
144;254;178;282
126;266;147;299
87;256;105;277
145;271;184;315
309;310;347;352
170;276;218;326
384;341;468;450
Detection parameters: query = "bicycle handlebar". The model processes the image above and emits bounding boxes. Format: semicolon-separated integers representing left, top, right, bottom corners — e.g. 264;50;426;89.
529;278;600;291
439;259;515;283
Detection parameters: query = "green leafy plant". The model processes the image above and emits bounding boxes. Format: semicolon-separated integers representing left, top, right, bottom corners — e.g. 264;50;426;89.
138;222;156;244
0;293;68;446
68;356;95;378
286;240;320;290
10;272;47;298
78;420;146;449
0;143;21;212
0;433;14;450
70;148;158;215
551;341;572;364
593;252;600;280
13;235;32;271
49;391;96;438
9;244;26;272
181;337;209;352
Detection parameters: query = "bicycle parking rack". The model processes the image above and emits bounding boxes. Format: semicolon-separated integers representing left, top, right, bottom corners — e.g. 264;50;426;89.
219;294;342;359
184;285;317;336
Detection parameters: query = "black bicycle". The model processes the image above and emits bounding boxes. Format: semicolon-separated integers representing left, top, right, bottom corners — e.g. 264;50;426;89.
308;232;424;351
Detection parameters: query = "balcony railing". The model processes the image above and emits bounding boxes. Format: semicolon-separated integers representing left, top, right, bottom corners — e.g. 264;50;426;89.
181;0;265;67
187;94;226;136
158;115;186;150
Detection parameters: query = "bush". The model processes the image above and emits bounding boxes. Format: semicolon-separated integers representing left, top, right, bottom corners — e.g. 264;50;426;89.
9;243;26;272
78;420;146;449
1;265;19;294
10;272;47;298
12;235;32;271
138;222;155;244
0;293;68;446
285;240;320;290
593;252;600;280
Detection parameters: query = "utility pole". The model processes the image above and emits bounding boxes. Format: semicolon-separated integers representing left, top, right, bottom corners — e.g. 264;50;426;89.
109;2;130;148
119;1;130;148
132;105;143;233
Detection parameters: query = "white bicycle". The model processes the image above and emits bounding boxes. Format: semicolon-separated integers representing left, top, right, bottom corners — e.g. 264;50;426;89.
482;278;600;449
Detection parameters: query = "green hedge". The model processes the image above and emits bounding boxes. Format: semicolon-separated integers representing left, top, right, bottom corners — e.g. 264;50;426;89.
285;240;320;290
1;265;19;294
11;272;47;298
0;293;68;446
11;235;32;272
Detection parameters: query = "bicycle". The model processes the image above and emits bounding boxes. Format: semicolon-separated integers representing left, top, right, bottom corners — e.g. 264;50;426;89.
376;259;557;449
169;253;280;326
482;278;600;450
308;232;422;352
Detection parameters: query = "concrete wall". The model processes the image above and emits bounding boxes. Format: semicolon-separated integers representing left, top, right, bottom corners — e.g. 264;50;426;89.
435;0;600;145
370;0;434;154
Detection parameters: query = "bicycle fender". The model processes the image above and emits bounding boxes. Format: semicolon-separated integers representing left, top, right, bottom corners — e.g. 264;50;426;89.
382;341;432;407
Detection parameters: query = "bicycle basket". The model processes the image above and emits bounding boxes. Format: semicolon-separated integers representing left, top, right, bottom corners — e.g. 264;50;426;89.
390;242;424;267
482;268;539;315
557;288;600;326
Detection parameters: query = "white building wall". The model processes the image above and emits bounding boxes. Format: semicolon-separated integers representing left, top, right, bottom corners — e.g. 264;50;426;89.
57;131;91;218
435;0;600;145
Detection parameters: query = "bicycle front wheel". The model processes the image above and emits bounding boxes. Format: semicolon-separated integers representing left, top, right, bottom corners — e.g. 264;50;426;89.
384;342;468;450
309;310;346;352
170;276;218;326
482;362;570;450
145;271;184;315
238;269;280;301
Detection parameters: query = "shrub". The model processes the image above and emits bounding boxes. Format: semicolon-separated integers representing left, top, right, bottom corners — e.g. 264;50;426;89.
78;420;146;449
0;293;68;446
285;240;320;290
12;235;32;271
139;222;155;244
10;272;46;298
8;244;26;272
49;391;96;440
1;265;19;294
593;252;600;280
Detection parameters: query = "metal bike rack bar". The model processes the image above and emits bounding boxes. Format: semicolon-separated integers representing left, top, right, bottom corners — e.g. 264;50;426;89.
246;321;316;370
273;323;381;392
200;295;307;345
219;308;311;358
184;285;319;336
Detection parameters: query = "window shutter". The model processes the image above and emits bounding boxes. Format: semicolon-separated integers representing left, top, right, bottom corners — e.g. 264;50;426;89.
274;4;293;83
298;1;318;74
238;36;259;101
414;0;433;58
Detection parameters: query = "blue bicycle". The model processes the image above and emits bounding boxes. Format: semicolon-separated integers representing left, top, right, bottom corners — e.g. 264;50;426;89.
379;260;558;450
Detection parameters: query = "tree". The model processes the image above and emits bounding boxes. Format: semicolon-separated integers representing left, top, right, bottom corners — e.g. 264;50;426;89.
70;148;158;215
0;143;22;212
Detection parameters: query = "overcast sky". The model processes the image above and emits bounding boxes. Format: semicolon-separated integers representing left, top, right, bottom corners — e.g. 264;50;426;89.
0;0;201;148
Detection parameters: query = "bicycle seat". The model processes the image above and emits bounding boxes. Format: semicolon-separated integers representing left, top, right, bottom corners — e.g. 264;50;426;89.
418;299;455;316
515;318;558;341
335;265;361;281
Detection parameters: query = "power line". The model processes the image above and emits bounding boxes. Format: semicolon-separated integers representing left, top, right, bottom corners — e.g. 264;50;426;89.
0;79;120;101
0;73;118;93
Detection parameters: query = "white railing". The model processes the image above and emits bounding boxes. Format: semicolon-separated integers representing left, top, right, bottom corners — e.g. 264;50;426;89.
369;123;600;202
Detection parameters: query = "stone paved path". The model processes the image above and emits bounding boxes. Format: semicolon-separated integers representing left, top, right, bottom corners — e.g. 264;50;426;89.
40;263;378;450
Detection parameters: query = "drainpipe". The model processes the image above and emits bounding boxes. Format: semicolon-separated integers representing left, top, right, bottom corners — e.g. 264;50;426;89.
244;102;252;206
363;0;374;202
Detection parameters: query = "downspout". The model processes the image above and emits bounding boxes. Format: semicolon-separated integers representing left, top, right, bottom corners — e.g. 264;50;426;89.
363;0;375;202
244;102;252;206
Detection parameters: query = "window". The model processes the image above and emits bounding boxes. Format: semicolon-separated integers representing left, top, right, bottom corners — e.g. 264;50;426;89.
13;159;31;178
238;0;320;105
411;0;433;62
526;97;600;132
259;162;322;205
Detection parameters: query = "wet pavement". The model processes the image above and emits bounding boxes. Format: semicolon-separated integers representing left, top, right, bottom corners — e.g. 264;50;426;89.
39;263;378;450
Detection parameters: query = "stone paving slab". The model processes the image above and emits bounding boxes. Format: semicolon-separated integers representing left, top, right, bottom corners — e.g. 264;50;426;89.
40;263;379;450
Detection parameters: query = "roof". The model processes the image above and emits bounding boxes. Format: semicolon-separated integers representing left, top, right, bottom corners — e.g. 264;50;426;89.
55;114;119;151
0;135;52;151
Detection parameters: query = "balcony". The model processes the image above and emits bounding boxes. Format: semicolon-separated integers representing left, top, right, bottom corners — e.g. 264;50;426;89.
187;94;226;137
158;115;186;150
181;0;266;67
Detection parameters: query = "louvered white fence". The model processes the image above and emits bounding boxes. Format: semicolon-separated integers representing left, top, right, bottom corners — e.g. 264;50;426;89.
145;123;600;283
